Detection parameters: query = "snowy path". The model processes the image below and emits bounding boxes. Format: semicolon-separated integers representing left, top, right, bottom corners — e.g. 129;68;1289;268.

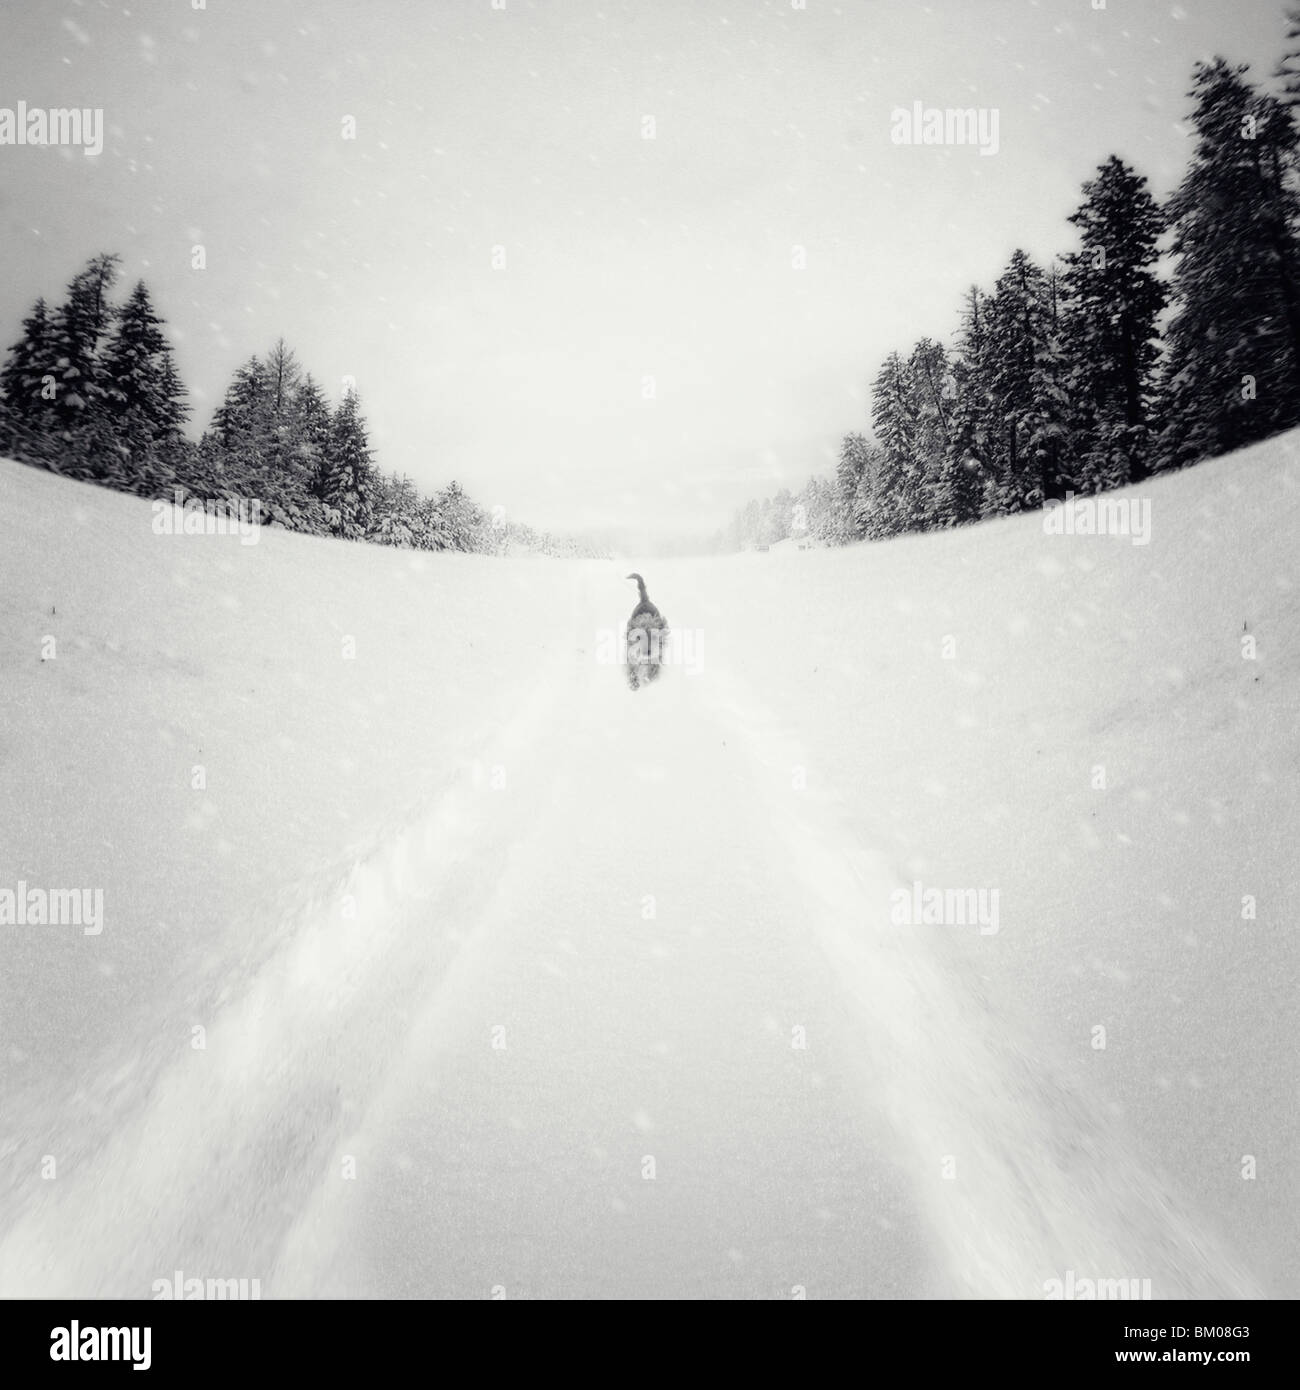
270;636;941;1299
0;562;1263;1300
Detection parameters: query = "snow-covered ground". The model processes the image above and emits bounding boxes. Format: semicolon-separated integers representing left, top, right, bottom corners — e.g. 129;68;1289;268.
0;435;1296;1299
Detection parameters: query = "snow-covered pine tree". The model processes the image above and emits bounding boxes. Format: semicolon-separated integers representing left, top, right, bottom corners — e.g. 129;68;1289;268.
835;432;873;537
827;474;856;543
265;339;300;417
205;354;273;507
819;474;846;543
863;351;923;538
367;471;424;547
1061;156;1166;490
45;253;121;437
100;280;189;452
210;355;271;449
933;286;989;527
296;373;333;501
1160;60;1300;470
795;474;844;544
208;343;318;526
432;480;487;551
259;340;320;525
851;459;879;538
981;249;1071;512
320;387;376;537
906;337;952;526
417;490;453;551
0;297;57;449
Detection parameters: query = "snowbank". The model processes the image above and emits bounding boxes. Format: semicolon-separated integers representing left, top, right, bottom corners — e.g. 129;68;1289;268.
1;433;1295;1297
646;432;1300;1295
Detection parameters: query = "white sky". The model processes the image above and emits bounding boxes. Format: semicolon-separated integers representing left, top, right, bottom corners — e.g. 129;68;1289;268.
0;0;1288;542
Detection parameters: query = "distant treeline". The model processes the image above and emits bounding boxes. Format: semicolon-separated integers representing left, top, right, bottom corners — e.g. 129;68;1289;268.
0;255;604;557
721;34;1300;552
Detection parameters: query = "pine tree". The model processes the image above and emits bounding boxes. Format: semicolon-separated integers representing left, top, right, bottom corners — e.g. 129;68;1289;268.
418;490;453;550
368;471;425;547
934;286;990;526
262;339;320;518
934;363;986;525
204;354;271;509
0;297;58;445
906;337;952;525
802;473;855;544
296;374;333;499
45;253;121;433
1161;60;1300;469
982;249;1071;511
209;341;327;526
264;339;301;417
100;280;189;449
835;432;873;537
1061;156;1166;488
320;388;376;537
862;351;923;538
262;341;304;472
432;480;487;551
211;355;271;449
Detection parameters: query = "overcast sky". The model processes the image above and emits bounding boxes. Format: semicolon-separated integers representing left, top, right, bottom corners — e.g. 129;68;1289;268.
0;0;1290;541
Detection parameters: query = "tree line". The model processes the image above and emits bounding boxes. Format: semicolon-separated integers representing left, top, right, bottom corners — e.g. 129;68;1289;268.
0;254;504;553
721;36;1300;551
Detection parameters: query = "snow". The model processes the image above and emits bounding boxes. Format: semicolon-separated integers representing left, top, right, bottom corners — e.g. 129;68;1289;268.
0;433;1296;1299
